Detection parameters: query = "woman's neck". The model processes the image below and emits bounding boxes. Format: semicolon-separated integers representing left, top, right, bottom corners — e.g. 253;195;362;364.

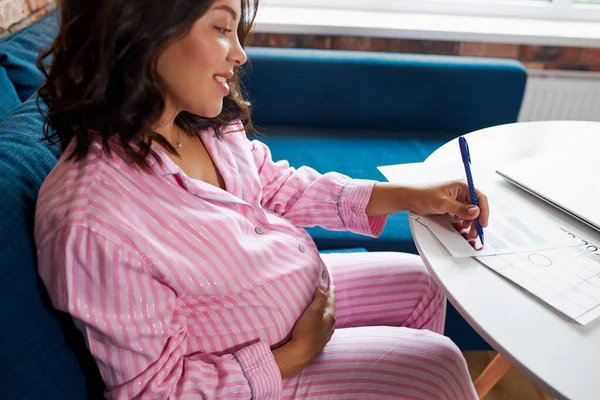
154;98;181;146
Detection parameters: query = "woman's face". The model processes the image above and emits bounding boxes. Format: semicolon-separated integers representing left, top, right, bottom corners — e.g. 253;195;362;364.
157;0;247;119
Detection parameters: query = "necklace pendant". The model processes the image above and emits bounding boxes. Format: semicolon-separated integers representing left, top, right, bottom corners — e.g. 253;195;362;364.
175;142;182;149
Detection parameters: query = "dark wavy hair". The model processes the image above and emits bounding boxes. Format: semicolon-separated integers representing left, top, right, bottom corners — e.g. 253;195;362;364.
37;0;258;170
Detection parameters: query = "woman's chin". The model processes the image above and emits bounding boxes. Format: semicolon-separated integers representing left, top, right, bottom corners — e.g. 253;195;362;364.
193;104;223;119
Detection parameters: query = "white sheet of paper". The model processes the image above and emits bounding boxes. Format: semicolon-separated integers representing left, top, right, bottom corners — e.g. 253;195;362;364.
476;230;600;325
578;304;600;325
377;161;497;189
377;162;463;186
416;210;576;257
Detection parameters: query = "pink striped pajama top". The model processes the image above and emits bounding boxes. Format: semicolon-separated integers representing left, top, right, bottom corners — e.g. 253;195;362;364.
34;122;388;399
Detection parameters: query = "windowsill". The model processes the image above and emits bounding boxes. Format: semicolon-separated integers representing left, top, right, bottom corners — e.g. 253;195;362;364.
254;6;600;48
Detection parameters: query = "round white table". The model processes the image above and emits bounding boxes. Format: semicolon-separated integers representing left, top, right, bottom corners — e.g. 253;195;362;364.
410;121;600;400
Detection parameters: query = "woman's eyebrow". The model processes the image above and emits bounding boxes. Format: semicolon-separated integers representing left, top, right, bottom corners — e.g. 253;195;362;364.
212;5;238;21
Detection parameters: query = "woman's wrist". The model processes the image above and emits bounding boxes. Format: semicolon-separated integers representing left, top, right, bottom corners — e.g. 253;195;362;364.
272;339;311;379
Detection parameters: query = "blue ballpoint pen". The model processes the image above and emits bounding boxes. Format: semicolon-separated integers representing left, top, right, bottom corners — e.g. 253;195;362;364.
458;136;485;246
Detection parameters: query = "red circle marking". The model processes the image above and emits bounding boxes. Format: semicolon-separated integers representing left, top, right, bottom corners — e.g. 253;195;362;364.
528;254;553;267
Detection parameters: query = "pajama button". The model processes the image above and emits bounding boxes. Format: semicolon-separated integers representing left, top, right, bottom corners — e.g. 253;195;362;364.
254;227;264;234
299;244;306;252
321;270;327;279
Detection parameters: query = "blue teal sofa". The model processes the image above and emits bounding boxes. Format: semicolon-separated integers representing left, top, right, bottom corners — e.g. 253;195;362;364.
0;11;527;399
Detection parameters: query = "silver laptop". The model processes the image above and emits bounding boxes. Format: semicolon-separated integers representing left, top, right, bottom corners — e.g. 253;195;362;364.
496;153;600;233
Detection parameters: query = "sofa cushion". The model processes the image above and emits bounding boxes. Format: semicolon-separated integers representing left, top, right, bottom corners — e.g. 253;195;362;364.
257;128;447;252
0;10;58;101
0;94;104;399
0;65;20;121
319;247;368;254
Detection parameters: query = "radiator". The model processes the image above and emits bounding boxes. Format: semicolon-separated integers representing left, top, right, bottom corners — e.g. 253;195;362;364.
518;69;600;122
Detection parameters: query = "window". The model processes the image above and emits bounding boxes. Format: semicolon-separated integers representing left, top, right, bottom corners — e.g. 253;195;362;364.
263;0;600;22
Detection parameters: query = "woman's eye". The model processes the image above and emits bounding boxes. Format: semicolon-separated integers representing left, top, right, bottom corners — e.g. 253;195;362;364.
215;27;232;35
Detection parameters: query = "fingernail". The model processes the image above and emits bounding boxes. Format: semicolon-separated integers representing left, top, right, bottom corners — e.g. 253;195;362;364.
468;206;478;215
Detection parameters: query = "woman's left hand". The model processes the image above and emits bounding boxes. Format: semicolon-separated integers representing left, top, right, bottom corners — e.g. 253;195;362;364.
411;180;490;239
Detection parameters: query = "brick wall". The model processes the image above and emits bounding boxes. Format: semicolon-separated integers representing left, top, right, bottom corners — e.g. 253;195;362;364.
2;0;599;71
0;0;54;37
251;33;600;71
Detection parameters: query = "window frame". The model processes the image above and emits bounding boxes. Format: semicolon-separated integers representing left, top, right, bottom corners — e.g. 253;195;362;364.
262;0;600;22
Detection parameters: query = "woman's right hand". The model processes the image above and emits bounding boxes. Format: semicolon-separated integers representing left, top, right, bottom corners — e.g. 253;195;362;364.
292;285;336;360
272;286;336;378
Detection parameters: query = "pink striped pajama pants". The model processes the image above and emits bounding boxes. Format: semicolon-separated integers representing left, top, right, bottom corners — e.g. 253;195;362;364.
282;252;478;400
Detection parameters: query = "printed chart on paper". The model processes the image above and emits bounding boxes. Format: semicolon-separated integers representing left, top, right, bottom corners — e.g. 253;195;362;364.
476;230;600;325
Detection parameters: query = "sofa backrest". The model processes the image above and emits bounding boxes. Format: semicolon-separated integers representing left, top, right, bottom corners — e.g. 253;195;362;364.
242;47;527;136
0;94;105;399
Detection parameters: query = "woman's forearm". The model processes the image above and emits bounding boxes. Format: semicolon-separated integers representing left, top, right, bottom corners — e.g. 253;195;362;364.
365;183;419;217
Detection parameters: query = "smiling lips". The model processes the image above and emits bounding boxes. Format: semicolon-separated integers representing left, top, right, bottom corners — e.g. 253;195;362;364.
214;74;230;95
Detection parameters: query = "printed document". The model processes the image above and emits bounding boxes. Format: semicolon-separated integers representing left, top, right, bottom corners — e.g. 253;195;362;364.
477;229;600;325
